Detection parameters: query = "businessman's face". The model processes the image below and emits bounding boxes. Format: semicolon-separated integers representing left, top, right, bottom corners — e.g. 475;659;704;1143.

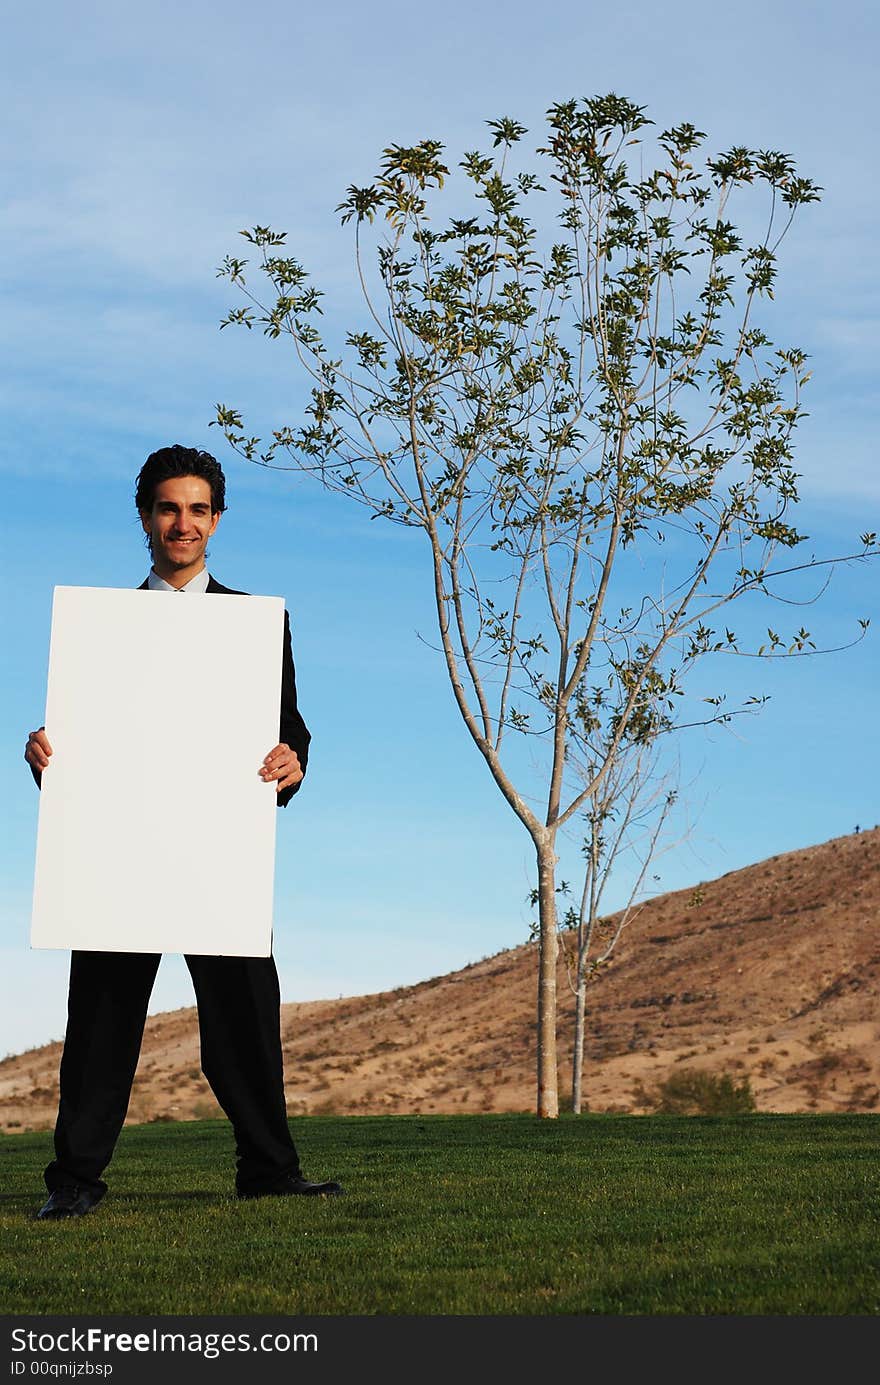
140;475;221;584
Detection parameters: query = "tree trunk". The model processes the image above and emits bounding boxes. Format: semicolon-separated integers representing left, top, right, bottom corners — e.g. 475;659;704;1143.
535;840;559;1118
571;975;586;1115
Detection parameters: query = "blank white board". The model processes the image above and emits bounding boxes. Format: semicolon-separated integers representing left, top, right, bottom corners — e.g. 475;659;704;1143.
31;586;284;957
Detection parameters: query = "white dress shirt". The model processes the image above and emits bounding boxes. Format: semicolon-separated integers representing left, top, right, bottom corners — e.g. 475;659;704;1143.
146;567;211;593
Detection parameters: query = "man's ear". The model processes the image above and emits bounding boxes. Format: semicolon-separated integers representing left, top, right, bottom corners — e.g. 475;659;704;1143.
139;508;152;538
209;510;221;536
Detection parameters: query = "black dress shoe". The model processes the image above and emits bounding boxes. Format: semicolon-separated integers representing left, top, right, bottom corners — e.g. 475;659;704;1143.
37;1186;105;1220
239;1174;344;1200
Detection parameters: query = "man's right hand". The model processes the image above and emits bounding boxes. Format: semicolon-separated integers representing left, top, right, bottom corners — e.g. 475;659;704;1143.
25;727;53;776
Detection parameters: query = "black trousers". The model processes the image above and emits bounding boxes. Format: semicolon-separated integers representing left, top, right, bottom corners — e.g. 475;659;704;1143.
44;950;301;1196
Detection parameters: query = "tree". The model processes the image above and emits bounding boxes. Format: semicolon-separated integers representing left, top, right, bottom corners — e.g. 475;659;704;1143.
556;739;679;1115
214;94;876;1118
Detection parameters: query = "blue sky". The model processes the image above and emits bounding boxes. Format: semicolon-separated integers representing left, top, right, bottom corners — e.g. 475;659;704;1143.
2;0;877;1057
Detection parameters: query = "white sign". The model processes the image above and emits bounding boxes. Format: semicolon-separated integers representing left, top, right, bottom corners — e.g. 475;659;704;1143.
31;586;284;957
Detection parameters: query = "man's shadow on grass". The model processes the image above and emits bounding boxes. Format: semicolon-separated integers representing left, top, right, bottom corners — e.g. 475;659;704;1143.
15;1190;223;1220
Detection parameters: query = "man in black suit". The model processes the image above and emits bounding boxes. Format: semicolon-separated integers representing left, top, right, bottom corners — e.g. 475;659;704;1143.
25;444;342;1218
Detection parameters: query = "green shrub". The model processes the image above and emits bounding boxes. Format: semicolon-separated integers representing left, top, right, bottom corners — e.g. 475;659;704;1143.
654;1068;756;1116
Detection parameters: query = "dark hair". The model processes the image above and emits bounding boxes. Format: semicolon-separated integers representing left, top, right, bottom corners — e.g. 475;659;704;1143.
135;445;227;516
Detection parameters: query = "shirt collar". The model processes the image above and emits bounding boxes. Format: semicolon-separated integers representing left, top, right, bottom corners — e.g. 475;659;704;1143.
146;567;211;594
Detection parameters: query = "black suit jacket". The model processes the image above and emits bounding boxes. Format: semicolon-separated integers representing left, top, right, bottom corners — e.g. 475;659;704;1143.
202;576;310;808
32;576;311;809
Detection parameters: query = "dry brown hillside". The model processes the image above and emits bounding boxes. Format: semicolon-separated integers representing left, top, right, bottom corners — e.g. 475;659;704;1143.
2;828;878;1131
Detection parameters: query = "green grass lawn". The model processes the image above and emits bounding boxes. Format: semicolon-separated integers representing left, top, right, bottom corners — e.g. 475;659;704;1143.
1;1114;877;1315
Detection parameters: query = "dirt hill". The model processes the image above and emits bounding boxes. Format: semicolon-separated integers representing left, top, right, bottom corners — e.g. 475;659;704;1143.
2;827;877;1131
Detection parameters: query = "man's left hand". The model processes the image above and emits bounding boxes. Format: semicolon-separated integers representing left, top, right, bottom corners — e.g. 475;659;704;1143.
259;744;303;794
